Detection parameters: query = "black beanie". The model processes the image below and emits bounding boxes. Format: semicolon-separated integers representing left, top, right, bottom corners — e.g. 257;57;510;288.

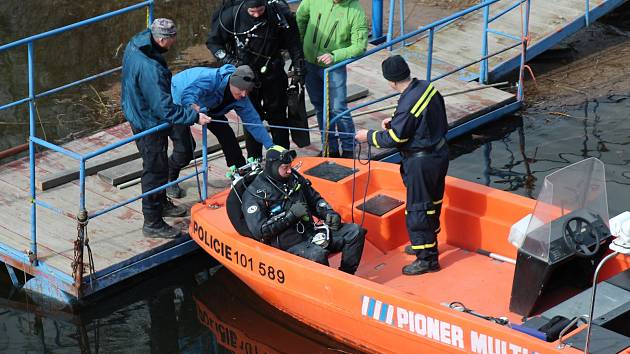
381;55;411;82
244;0;266;8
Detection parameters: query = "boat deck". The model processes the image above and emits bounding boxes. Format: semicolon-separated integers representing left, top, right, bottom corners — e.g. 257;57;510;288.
332;240;520;323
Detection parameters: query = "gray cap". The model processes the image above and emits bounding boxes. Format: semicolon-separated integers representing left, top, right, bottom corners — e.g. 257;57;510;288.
229;65;256;91
150;18;177;38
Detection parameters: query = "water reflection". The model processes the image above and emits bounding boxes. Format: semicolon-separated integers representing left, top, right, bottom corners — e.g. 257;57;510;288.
0;252;356;353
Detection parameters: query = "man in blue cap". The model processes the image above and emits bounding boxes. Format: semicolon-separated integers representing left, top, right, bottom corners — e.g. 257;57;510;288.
356;55;449;275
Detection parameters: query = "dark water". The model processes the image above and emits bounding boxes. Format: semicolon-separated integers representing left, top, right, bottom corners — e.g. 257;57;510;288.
2;1;630;353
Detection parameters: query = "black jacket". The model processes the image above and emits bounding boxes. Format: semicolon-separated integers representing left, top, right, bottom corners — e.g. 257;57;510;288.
207;1;304;73
241;170;335;250
367;79;448;153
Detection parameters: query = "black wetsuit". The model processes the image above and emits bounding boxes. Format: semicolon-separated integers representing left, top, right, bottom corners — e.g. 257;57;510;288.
207;1;305;159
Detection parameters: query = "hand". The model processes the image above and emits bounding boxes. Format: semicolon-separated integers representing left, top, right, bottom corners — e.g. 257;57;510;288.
289;201;308;219
381;118;392;130
355;129;369;143
197;112;212;125
325;212;341;230
316;53;334;66
190;103;201;113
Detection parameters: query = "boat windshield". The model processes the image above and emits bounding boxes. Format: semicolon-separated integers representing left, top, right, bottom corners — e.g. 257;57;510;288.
520;157;609;261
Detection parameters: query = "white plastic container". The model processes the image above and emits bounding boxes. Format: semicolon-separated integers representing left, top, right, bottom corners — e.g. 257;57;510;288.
508;213;543;249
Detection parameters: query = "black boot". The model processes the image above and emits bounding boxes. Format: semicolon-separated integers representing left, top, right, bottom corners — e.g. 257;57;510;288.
341;150;355;159
162;198;187;217
142;219;181;239
402;258;440;276
166;183;186;199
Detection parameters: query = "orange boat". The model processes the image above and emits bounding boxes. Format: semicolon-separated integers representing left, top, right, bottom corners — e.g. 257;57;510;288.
190;157;630;353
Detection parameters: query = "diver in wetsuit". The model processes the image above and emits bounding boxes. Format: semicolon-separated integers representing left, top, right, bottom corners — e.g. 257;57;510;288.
241;146;365;274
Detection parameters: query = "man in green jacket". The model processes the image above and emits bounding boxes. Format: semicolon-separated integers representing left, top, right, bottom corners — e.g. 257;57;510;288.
296;0;368;158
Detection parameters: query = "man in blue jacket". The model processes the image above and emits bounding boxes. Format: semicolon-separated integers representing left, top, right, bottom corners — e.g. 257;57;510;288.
121;18;212;239
168;64;274;197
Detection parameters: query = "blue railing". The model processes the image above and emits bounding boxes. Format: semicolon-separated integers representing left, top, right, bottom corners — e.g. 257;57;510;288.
321;0;532;145
0;1;211;267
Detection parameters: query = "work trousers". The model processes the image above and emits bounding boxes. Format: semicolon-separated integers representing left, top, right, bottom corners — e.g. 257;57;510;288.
134;128;169;223
207;115;246;168
168;115;247;180
401;146;449;263
246;68;290;159
285;223;365;274
168;125;195;182
304;62;355;154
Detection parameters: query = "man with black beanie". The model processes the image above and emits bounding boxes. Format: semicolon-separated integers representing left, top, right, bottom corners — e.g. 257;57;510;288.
241;146;365;274
356;55;449;275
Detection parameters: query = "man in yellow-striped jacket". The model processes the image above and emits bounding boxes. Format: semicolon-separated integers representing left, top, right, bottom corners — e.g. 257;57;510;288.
355;55;449;275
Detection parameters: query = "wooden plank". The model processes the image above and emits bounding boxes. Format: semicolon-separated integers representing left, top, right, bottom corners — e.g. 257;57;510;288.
38;152;140;191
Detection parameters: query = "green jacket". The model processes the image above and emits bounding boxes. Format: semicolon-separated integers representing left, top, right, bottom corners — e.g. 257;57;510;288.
296;0;368;67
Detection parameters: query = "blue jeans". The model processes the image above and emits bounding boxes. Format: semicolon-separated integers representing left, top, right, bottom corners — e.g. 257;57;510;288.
305;62;355;153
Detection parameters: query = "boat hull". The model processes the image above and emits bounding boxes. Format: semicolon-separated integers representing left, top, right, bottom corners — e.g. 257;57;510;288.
190;157;607;353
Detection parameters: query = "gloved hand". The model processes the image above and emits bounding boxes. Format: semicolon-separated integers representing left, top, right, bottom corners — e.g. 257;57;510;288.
289;201;308;219
325;212;341;230
222;54;241;67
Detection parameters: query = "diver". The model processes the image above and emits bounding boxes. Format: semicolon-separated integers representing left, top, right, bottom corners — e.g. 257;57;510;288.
207;0;306;160
240;146;365;274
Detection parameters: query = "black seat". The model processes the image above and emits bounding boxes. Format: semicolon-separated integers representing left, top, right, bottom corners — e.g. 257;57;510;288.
225;174;257;238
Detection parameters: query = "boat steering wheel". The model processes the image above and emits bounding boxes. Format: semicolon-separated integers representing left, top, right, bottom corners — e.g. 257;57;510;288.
562;216;601;258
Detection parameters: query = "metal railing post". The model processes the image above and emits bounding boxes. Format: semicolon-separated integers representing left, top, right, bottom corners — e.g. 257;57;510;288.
371;0;383;40
480;0;490;84
585;252;619;353
27;42;38;265
323;68;330;156
399;0;405;45
79;158;86;212
517;0;531;101
426;28;435;81
202;125;208;200
585;0;590;26
387;0;395;50
147;0;154;27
